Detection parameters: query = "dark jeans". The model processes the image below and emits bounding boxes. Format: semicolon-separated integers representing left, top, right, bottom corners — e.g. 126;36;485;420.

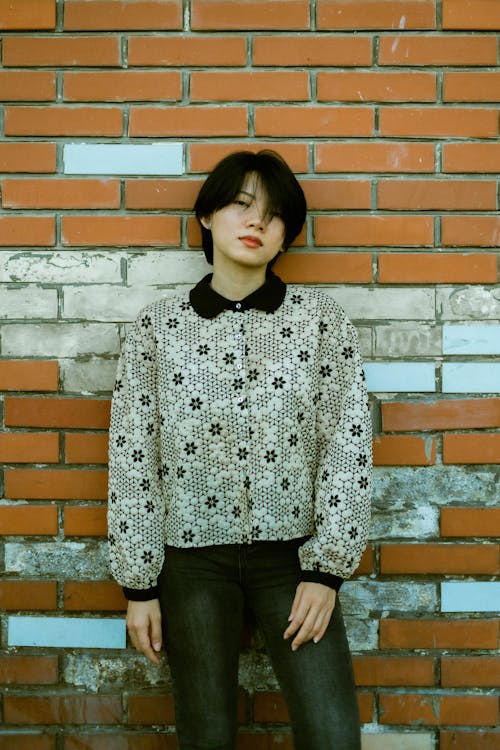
158;538;361;750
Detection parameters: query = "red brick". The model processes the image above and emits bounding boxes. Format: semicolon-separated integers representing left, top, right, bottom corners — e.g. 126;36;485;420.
4;107;123;137
444;73;500;102
128;35;246;66
275;252;373;283
65;433;108;464
443;0;500;29
0;656;58;684
2;36;120;66
191;0;309;30
379;35;497;65
442;216;500;247
3;695;121;725
443;434;500;464
373;435;436;466
353;656;435;686
378;253;498;284
315;215;433;247
189;143;309;173
380;694;498;726
441;507;500;538
64;71;182;102
254;691;371;723
5;397;110;428
301;180;371;209
442;657;500;688
316;141;435;173
187;216;306;249
5;469;108;500
129;107;247;137
318;72;436;102
190;71;309;101
380;543;499;574
0;581;57;611
64;506;108;537
0;143;56;173
126;179;202;210
379;618;499;649
0;360;58;391
127;694;179;725
64;737;177;750
64;581;127;611
2;179;120;210
440;730;500;749
0;505;58;535
0;71;55;101
255;106;373;137
0;217;55;247
64;0;182;29
0;738;55;750
378;179;496;210
252;35;372;66
382;399;500;432
443;144;500;174
62;215;180;247
0;433;59;463
318;0;436;28
380;107;498;138
0;0;55;29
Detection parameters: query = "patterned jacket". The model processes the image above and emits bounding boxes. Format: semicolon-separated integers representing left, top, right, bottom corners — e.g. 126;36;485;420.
108;272;372;599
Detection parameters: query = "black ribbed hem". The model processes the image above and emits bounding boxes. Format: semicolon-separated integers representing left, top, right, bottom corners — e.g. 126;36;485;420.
300;571;344;593
122;585;159;601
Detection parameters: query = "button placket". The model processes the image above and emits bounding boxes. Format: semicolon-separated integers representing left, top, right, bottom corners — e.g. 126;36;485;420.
232;316;252;538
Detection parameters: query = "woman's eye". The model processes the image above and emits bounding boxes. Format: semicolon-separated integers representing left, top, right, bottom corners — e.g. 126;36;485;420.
235;199;249;207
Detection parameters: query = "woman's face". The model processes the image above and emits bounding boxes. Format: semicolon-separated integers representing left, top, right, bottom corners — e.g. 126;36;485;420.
202;172;285;274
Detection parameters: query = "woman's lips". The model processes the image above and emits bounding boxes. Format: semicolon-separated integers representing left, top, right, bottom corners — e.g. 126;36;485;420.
239;235;263;248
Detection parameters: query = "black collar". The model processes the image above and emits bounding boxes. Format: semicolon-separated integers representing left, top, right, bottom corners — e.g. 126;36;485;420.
189;271;287;319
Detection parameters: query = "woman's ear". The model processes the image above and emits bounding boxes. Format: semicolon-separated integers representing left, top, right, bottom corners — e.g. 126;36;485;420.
200;216;212;230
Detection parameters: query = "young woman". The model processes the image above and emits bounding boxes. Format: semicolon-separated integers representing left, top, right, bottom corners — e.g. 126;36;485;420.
108;150;372;749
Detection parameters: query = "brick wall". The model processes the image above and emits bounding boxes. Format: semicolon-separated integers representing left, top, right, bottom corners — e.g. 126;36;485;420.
0;0;499;748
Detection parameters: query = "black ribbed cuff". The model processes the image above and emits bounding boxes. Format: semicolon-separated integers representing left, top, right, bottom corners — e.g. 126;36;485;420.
122;585;159;601
300;571;344;593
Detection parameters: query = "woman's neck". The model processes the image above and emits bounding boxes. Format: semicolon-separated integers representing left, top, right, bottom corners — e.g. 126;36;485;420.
210;265;267;301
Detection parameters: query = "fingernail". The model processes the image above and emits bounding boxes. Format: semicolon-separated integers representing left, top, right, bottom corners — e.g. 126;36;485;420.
153;643;161;651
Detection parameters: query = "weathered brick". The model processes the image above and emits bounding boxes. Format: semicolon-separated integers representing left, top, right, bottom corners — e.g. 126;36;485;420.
0;738;55;750
0;288;57;319
0;655;58;684
440;730;500;749
380;694;498;726
1;323;120;358
127;694;177;724
374;324;441;357
353;656;435;686
0;251;123;285
442;657;500;687
3;695;121;724
373;436;436;466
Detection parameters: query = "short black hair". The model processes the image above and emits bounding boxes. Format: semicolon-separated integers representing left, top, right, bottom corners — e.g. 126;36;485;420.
193;150;307;268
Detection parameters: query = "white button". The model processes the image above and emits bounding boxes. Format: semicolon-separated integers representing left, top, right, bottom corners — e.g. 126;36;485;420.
235;302;242;309
234;333;241;339
236;363;243;370
237;396;245;403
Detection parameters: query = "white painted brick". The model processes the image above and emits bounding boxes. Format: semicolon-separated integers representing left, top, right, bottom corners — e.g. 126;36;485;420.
60;357;118;394
64;653;168;691
127;250;210;285
442;362;500;393
438;286;500;320
0;251;123;284
365;362;436;392
441;582;500;613
355;326;372;358
323;287;435;321
374;324;441;357
362;734;433;750
1;323;120;356
64;142;184;175
345;616;379;651
8;616;126;649
0;288;57;319
5;541;109;579
62;285;180;322
443;324;500;354
341;581;437;616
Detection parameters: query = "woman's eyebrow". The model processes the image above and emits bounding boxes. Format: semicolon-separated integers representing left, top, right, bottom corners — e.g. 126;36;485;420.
238;190;255;198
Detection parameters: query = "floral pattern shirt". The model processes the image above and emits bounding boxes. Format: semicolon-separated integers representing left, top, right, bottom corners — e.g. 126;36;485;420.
108;271;372;600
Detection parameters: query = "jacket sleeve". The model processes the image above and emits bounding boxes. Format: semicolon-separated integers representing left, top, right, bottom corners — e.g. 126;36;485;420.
107;310;165;598
298;300;372;588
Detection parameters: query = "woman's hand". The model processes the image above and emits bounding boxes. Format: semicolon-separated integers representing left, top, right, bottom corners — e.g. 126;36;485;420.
126;599;163;665
283;582;336;651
